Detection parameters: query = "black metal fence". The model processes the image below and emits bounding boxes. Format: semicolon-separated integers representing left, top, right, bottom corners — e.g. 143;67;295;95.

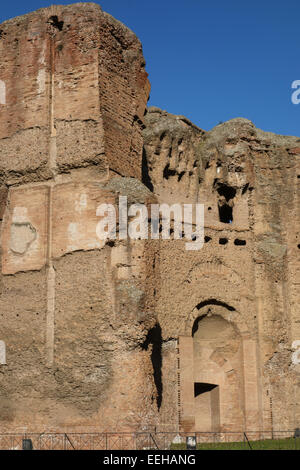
0;431;299;450
0;433;157;451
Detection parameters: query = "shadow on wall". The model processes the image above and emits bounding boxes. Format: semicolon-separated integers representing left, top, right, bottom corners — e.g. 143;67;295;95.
142;323;163;409
142;148;154;192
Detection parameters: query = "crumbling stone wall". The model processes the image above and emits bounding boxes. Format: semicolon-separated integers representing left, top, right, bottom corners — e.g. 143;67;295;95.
0;3;158;432
143;107;300;432
0;3;299;434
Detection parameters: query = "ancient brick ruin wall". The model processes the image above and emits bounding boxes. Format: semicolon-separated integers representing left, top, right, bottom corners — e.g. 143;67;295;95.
143;108;300;432
0;3;299;435
0;3;158;432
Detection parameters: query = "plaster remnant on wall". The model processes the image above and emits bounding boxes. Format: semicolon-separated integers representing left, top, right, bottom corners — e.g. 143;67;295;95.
12;206;29;224
75;193;87;213
87;241;102;249
292;341;300;365
0;80;5;105
10;222;37;255
68;222;78;242
0;341;6;365
38;41;46;65
37;69;46;94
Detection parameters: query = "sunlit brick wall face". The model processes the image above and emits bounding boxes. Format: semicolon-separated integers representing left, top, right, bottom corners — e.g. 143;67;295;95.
0;3;150;182
0;4;155;434
143;108;300;433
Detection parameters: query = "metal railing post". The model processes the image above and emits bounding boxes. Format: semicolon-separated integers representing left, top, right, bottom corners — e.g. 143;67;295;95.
243;432;252;450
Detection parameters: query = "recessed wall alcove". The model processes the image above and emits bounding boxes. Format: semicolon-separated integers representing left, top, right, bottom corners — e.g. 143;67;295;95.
178;300;262;433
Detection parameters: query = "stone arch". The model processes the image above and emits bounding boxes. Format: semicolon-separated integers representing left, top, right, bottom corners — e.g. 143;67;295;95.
184;298;245;337
184;261;247;286
179;261;252;337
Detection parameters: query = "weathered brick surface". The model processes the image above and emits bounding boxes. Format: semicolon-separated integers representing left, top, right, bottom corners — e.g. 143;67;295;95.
143;108;300;432
0;4;299;437
0;4;156;433
0;3;149;182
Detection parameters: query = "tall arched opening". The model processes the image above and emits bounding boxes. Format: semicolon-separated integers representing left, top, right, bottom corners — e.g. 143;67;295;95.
192;313;243;431
178;300;261;432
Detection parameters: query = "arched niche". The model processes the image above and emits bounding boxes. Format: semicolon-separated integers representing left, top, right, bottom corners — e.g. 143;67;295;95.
185;298;240;337
178;300;261;433
191;313;243;432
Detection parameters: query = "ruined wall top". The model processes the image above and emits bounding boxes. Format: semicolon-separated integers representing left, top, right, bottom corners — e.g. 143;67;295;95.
0;3;150;185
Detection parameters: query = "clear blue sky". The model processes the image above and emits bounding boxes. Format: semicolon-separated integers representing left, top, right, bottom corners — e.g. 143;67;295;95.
1;0;300;136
